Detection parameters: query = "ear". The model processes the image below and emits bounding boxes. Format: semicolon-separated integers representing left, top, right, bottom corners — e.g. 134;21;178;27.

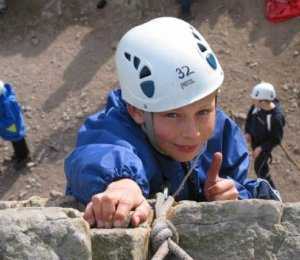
127;104;145;125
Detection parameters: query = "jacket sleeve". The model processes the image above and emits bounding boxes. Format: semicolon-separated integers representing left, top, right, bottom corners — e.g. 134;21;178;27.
0;96;15;129
260;115;284;152
244;105;254;135
0;87;26;140
64;143;150;205
220;117;252;199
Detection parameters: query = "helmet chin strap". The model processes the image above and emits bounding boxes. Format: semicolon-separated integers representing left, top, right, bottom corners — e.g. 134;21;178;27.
142;112;167;155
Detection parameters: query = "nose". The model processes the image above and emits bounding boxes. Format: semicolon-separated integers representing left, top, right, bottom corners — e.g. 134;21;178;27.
181;118;200;139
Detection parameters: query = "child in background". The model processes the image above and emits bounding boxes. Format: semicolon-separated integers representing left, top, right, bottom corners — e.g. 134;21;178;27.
179;0;192;20
0;0;7;14
65;17;281;229
0;80;30;165
245;82;285;189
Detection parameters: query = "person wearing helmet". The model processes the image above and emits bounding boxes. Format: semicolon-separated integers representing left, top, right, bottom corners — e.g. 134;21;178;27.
178;0;192;20
0;80;31;166
96;0;107;9
245;82;285;189
0;0;7;14
65;17;281;229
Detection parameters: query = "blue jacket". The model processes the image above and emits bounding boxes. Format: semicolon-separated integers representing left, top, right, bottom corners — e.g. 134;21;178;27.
65;89;280;204
0;83;26;141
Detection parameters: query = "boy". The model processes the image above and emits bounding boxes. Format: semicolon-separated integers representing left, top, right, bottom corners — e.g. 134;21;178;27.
245;82;285;189
65;17;280;229
0;80;30;165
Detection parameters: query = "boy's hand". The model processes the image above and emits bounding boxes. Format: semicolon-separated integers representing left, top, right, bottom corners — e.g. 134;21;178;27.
204;152;239;201
83;179;151;228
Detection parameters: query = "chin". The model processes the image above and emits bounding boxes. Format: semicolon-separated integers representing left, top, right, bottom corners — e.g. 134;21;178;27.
170;152;198;162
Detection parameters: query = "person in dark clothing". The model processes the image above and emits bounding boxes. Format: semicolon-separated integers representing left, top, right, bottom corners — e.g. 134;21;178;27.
97;0;107;9
245;82;285;188
178;0;192;20
0;0;7;14
0;81;31;166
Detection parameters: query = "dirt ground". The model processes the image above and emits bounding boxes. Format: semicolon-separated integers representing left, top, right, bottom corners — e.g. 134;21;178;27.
0;0;299;203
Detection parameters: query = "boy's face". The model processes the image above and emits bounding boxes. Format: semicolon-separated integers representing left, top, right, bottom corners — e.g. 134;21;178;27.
153;92;216;162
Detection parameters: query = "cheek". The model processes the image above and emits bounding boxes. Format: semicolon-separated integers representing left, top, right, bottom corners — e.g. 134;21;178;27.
200;113;216;139
153;118;176;144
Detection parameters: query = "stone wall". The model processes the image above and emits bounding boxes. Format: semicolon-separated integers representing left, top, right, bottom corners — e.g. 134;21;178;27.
0;196;299;260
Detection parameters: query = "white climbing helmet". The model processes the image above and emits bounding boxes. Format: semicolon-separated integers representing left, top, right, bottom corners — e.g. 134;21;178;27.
0;80;5;95
251;82;276;101
115;17;224;112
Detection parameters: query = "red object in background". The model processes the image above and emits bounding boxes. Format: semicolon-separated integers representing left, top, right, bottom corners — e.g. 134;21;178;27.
266;0;300;22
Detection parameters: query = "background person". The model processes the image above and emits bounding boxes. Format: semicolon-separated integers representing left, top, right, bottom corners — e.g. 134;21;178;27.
245;82;285;189
0;80;31;166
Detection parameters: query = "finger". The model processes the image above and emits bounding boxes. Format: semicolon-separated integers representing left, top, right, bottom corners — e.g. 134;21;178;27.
83;202;96;227
214;188;239;201
101;194;118;228
206;181;238;201
113;199;133;228
206;152;223;184
206;179;235;198
91;194;104;228
131;200;151;227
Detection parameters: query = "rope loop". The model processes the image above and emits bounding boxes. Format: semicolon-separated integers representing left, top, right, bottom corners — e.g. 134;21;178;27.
150;193;194;260
150;218;179;252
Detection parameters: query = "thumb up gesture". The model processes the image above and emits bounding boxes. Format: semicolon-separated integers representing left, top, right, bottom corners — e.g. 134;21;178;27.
204;152;239;201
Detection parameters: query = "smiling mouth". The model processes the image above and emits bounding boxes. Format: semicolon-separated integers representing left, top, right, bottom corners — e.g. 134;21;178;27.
175;144;199;153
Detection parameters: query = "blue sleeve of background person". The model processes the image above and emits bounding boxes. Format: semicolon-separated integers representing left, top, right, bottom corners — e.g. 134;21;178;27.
65;143;150;205
0;84;26;141
212;109;252;199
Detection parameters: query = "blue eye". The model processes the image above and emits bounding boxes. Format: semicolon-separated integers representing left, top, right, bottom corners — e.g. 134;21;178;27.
197;109;211;116
166;113;178;118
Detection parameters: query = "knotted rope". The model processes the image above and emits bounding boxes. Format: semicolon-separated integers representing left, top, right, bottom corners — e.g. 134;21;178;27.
150;193;193;260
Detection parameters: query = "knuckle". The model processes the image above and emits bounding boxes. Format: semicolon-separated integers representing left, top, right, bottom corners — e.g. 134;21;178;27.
91;194;102;203
101;193;115;204
119;198;133;206
234;190;239;198
114;211;127;221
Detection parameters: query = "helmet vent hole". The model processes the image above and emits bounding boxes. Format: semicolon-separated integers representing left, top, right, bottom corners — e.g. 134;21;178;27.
206;53;217;70
134;57;141;70
193;32;201;40
140;66;151;79
140;80;155;98
198;43;207;52
124;52;131;61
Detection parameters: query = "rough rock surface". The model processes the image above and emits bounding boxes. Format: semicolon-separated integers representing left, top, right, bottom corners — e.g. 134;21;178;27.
0;197;300;259
0;207;91;260
171;200;300;260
